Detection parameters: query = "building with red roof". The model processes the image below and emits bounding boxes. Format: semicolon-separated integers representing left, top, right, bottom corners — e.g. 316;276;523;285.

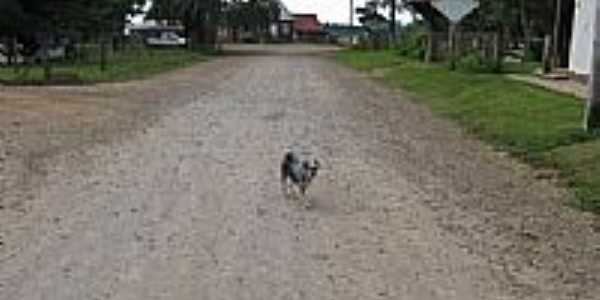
292;14;326;42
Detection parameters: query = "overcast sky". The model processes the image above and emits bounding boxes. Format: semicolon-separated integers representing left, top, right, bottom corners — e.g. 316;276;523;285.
131;1;413;25
282;0;413;25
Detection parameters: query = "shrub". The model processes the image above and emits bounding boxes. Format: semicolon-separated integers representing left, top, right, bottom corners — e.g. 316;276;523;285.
395;24;427;60
456;53;498;73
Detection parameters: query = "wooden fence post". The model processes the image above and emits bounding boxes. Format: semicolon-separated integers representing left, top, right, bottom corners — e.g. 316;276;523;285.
41;34;51;81
449;23;457;70
492;32;500;70
542;34;553;74
425;30;433;63
100;36;107;72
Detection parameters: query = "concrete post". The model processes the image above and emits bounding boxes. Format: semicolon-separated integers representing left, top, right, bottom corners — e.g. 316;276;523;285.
584;0;600;132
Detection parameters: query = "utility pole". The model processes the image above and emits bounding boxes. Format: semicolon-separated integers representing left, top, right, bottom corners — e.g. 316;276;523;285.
584;0;600;132
390;0;397;43
350;0;354;26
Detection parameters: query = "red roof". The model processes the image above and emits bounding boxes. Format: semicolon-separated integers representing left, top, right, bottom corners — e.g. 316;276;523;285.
293;14;323;34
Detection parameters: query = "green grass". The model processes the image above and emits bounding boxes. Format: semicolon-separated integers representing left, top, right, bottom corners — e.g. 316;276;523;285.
502;61;542;74
335;49;404;71
549;140;600;211
0;48;209;84
337;49;599;212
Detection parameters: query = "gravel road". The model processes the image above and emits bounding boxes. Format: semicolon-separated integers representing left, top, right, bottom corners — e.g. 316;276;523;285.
1;44;599;300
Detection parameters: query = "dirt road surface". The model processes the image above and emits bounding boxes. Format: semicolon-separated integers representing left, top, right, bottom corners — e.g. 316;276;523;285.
1;45;599;300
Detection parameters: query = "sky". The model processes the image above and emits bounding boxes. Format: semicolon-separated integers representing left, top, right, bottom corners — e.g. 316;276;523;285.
282;0;413;25
131;1;413;25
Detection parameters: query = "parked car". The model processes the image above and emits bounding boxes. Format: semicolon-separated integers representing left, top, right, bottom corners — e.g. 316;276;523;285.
17;44;67;64
145;31;187;47
0;43;24;65
240;31;259;44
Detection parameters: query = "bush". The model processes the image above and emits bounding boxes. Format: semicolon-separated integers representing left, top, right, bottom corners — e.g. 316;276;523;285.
395;24;427;60
456;53;498;73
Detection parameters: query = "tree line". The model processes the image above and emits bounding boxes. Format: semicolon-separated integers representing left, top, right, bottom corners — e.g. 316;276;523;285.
0;0;144;59
148;0;281;45
358;0;571;70
0;0;282;73
0;0;575;76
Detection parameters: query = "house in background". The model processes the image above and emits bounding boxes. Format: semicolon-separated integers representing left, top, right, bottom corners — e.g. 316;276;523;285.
218;0;329;44
292;14;326;42
569;0;596;80
269;0;295;42
224;0;296;43
324;24;367;45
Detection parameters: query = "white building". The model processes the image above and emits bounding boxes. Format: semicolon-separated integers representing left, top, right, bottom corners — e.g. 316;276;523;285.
270;0;295;41
569;0;597;77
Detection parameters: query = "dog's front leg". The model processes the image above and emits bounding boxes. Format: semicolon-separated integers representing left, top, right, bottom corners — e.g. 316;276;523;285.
302;193;312;209
281;179;289;197
299;185;311;209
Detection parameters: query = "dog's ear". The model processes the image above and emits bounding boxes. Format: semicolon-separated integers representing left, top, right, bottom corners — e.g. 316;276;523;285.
313;159;321;169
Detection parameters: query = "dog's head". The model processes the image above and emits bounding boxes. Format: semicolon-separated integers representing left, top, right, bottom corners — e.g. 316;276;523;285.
309;159;320;178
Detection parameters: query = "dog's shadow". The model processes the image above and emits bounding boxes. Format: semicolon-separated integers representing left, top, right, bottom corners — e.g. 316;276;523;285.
282;186;339;216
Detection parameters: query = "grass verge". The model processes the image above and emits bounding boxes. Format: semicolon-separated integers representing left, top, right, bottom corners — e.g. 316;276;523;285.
337;49;599;212
0;48;209;85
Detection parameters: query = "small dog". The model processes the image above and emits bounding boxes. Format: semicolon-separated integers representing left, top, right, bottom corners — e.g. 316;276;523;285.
280;150;320;206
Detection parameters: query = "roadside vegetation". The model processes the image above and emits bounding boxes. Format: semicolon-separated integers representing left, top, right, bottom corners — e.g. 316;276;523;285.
0;48;209;84
341;0;600;212
0;0;280;85
337;49;600;212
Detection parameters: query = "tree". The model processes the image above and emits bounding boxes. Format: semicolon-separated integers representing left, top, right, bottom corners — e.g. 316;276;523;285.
405;0;563;67
223;0;281;43
476;0;564;66
518;0;531;59
476;0;520;72
390;0;397;41
356;1;389;48
0;0;25;65
0;0;146;77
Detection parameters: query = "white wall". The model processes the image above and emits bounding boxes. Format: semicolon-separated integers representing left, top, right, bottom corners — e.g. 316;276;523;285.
570;0;596;75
